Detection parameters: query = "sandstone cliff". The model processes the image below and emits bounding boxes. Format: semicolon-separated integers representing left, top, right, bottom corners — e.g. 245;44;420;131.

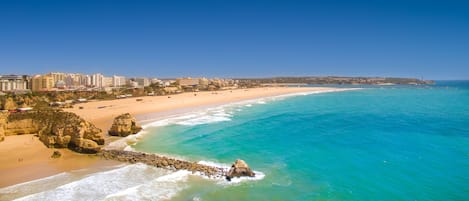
108;113;142;137
2;111;105;154
0;112;7;142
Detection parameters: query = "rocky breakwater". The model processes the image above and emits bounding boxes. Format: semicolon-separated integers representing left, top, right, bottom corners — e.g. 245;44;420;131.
108;113;142;137
100;149;224;178
3;110;105;153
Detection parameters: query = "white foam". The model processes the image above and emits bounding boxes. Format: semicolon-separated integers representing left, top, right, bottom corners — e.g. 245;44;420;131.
105;170;191;201
196;160;266;185
221;171;265;185
13;163;169;201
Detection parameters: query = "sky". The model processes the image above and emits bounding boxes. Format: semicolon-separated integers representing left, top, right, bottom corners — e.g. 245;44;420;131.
0;0;468;79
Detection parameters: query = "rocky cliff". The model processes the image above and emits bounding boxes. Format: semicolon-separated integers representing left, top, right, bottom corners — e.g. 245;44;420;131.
2;111;105;153
0;112;7;142
108;113;142;137
4;118;39;136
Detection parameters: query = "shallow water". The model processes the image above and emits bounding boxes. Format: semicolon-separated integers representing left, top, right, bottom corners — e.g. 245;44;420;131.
2;82;468;201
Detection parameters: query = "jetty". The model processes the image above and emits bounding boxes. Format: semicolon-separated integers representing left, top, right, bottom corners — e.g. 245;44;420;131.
99;149;224;177
99;149;257;180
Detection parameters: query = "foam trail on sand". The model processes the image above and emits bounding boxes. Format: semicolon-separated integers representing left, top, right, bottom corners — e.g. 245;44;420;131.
13;163;170;201
105;170;191;201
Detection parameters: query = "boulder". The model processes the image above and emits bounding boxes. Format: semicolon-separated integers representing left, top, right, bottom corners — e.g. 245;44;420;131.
226;159;255;181
69;138;100;154
51;150;62;158
108;113;142;137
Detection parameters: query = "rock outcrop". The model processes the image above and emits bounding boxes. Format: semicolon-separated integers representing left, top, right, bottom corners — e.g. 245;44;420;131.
2;97;17;110
108;113;142;137
226;159;255;180
51;150;62;158
4;118;39;136
0;111;7;142
4;110;105;153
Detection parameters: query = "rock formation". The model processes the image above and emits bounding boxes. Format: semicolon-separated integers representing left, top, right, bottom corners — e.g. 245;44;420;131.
0;111;7;142
108;113;142;137
226;159;256;181
2;97;17;110
4;118;39;136
3;110;105;153
51;150;62;158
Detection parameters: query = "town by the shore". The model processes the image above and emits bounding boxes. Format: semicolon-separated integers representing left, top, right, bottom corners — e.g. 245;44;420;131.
0;86;353;188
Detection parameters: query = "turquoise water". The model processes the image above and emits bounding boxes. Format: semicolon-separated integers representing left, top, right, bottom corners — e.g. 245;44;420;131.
3;83;468;201
134;82;469;201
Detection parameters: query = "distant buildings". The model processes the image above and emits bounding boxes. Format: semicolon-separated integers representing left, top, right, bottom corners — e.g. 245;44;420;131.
176;77;201;86
1;71;239;93
31;75;54;91
135;77;150;87
112;75;126;87
91;73;104;88
175;77;236;90
0;75;29;91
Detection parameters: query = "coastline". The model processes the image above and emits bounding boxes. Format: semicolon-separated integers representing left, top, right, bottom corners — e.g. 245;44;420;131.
0;87;356;188
67;87;355;132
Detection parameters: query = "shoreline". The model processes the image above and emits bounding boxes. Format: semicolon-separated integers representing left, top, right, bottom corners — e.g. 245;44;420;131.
0;87;357;188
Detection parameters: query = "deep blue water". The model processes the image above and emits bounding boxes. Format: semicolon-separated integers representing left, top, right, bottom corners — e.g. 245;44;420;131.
134;81;469;201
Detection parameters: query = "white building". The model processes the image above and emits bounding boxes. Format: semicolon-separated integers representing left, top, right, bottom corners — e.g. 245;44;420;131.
112;75;126;87
0;75;28;91
103;77;113;87
135;77;150;87
91;73;104;88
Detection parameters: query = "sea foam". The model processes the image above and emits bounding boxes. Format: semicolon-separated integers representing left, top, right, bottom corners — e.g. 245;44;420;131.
12;163;170;201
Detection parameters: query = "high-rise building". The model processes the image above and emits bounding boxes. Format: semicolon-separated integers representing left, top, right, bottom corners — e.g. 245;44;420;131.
135;77;150;87
103;77;113;87
0;75;29;91
31;75;54;92
46;72;66;85
112;75;126;87
91;73;104;88
81;74;92;87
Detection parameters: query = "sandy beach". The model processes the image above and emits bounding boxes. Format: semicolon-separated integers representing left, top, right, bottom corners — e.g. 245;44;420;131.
67;87;349;132
0;87;351;188
0;134;120;188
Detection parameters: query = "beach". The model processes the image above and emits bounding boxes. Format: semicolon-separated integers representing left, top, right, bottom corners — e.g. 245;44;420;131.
66;87;348;132
0;87;348;188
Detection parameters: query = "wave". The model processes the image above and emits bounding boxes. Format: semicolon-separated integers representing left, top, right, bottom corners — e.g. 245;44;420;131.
104;170;191;201
6;161;265;201
12;163;171;201
138;88;359;130
108;88;359;153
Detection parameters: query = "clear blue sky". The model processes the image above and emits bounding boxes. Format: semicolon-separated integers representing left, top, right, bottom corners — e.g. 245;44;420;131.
0;0;468;79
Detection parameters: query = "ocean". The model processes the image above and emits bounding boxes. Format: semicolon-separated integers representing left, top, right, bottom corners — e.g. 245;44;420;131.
1;81;468;201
